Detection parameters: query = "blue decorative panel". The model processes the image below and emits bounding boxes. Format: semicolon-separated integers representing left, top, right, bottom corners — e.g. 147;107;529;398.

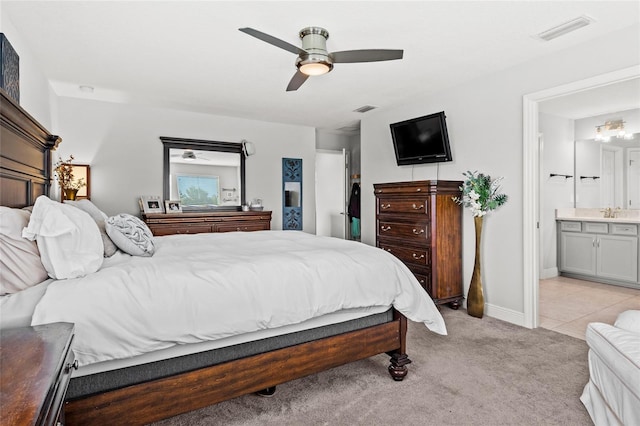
0;33;19;104
282;158;302;230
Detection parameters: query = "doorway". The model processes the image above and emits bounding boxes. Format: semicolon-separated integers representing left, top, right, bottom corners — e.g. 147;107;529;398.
522;66;640;329
315;149;349;238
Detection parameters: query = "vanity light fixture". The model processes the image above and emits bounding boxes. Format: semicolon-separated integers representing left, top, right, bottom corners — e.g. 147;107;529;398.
595;119;633;142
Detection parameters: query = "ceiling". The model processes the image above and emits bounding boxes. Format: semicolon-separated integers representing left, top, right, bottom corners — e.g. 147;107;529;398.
3;1;639;134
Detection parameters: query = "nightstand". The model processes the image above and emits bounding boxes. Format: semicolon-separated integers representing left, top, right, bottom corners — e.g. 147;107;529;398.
0;322;76;426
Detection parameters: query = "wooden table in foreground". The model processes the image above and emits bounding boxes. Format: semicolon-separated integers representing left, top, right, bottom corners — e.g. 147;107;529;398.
0;323;76;426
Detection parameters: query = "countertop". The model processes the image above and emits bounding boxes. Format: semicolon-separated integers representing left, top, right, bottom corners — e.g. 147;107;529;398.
556;208;640;224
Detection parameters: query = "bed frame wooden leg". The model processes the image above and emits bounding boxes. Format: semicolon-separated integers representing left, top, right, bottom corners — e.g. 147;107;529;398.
388;353;411;381
387;312;411;381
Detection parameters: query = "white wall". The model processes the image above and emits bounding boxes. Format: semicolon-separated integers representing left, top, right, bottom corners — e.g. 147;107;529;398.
54;97;317;232
360;24;640;324
539;113;575;277
0;10;55;130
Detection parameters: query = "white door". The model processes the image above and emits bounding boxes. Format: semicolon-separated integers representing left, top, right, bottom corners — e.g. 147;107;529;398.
628;148;640;209
315;149;348;238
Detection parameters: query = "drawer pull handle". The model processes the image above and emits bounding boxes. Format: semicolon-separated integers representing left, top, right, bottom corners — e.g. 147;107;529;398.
419;279;425;284
66;360;79;373
381;203;391;209
412;253;425;260
416;188;422;192
381;225;391;231
384;248;392;253
412;204;424;210
412;228;424;235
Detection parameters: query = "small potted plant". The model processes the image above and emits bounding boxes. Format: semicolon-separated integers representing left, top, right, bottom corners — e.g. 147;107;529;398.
54;155;86;201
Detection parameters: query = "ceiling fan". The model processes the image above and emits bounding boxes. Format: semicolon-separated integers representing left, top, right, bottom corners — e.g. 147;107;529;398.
239;26;404;91
170;150;211;162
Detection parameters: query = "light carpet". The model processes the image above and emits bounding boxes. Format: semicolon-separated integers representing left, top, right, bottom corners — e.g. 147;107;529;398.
152;308;592;426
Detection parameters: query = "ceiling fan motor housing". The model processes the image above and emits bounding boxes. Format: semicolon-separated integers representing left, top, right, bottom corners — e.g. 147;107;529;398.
297;27;333;74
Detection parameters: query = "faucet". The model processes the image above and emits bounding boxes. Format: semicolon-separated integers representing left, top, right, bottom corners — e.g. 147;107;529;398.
601;207;621;218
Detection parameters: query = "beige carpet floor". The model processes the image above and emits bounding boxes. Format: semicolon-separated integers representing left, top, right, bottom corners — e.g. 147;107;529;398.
152;308;592;426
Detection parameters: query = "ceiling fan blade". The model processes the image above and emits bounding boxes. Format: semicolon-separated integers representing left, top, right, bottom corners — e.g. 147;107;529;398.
331;49;404;63
286;71;309;92
239;27;305;55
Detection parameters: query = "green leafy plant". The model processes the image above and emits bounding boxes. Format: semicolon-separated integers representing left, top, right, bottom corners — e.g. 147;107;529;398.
453;170;508;217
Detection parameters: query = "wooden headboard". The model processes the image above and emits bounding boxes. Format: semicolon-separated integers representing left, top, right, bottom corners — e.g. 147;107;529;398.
0;89;61;207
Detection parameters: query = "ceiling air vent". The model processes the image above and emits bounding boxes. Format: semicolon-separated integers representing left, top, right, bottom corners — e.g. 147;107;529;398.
353;105;377;113
535;15;594;41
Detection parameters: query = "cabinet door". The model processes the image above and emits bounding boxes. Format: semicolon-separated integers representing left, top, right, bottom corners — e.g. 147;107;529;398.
560;232;596;275
597;235;639;282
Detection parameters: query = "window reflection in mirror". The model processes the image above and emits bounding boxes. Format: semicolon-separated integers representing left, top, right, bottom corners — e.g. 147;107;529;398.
162;137;245;211
575;133;640;209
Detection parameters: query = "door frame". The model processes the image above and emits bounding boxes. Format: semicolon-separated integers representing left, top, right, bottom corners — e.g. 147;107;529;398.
628;148;640;209
522;65;640;329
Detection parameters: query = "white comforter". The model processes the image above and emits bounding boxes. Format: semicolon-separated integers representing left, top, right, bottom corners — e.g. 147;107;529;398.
31;231;446;366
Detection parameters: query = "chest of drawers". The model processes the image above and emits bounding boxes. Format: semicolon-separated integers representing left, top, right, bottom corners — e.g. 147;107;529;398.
374;180;463;308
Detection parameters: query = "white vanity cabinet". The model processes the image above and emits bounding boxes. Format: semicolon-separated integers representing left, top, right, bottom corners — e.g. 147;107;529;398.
558;220;639;287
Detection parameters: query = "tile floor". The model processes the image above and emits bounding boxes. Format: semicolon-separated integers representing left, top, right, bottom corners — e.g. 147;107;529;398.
539;276;640;340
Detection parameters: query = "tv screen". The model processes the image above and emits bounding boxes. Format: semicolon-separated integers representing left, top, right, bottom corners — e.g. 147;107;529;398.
390;111;452;165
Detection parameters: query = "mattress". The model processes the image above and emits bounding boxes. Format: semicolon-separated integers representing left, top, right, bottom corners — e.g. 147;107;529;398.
31;230;446;367
73;304;390;378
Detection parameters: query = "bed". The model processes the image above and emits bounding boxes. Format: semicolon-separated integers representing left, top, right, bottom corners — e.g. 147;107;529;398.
0;89;447;425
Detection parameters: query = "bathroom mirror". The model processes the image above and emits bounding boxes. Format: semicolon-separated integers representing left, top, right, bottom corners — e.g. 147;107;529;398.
574;133;640;209
161;137;245;211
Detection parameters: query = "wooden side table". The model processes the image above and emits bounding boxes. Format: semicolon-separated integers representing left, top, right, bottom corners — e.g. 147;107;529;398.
0;322;76;426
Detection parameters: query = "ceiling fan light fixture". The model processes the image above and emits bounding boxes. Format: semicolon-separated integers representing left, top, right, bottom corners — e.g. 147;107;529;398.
299;61;332;76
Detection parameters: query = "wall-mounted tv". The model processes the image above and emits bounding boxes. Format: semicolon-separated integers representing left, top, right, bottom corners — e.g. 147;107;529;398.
390;111;452;165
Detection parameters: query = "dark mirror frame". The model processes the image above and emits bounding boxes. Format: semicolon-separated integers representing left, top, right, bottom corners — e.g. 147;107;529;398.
161;136;246;212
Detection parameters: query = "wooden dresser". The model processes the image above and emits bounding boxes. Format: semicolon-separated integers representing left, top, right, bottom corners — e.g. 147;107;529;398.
143;211;272;236
374;180;463;308
0;323;76;426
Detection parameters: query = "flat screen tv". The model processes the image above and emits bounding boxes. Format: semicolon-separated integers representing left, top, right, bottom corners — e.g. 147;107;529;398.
390;111;452;165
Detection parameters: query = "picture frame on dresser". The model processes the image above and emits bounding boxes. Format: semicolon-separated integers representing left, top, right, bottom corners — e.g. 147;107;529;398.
165;200;182;213
141;195;164;214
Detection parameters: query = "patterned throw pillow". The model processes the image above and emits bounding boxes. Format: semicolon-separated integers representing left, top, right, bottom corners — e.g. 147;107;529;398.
105;214;155;257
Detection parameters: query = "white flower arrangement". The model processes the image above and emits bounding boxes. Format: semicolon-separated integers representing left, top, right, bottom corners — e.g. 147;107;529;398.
453;171;508;217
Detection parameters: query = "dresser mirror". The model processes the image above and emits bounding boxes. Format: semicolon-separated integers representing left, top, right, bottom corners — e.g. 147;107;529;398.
161;137;245;211
574;133;639;209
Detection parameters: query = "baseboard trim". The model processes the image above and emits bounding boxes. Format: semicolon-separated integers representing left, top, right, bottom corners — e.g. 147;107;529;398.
485;304;527;328
541;268;558;280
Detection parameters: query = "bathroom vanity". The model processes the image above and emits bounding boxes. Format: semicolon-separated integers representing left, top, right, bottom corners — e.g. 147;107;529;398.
557;209;639;288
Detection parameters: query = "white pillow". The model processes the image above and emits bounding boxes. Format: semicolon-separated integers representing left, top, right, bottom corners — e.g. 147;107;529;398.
0;207;49;294
22;196;103;279
614;310;640;334
64;199;118;257
106;213;155;257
